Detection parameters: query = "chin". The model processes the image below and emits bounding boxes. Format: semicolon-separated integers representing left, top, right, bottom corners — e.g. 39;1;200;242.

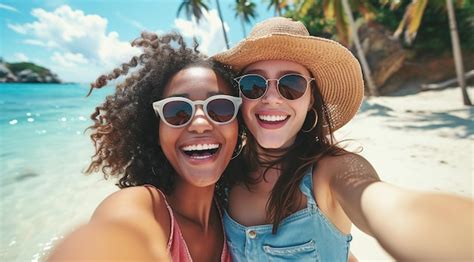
255;133;295;149
194;178;221;188
186;171;222;187
257;139;287;149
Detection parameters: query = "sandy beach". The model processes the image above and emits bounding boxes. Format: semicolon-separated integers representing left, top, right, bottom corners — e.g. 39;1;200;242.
1;85;472;261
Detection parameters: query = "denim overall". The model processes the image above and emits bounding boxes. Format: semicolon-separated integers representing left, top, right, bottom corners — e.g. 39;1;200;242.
224;167;352;261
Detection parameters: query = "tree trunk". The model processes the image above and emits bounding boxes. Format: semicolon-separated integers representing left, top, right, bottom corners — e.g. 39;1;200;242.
446;0;472;105
341;0;378;96
189;16;199;46
215;0;230;49
240;16;247;37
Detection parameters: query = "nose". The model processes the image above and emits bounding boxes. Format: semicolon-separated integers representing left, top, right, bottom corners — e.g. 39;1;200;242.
187;105;213;133
261;79;283;104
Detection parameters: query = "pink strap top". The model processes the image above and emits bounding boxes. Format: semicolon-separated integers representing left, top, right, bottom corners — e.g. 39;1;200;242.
147;186;231;262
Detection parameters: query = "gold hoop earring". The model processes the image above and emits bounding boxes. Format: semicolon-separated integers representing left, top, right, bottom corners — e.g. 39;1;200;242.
231;129;247;159
302;108;318;133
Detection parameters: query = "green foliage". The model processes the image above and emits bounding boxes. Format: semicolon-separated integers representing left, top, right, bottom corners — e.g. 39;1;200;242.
177;0;209;23
6;62;51;77
285;0;473;55
373;0;474;55
285;2;336;39
234;0;257;22
456;1;474;50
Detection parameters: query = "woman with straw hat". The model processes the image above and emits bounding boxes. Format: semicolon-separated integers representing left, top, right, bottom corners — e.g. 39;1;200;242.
213;17;473;261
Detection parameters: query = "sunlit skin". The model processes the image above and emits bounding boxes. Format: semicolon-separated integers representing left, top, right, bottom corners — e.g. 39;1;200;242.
159;66;238;188
241;60;313;149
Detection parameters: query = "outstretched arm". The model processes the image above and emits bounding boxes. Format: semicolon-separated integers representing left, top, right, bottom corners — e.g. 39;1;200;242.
328;153;473;260
47;187;171;261
47;221;166;261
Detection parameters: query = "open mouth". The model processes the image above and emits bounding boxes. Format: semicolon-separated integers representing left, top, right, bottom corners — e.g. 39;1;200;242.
181;143;220;160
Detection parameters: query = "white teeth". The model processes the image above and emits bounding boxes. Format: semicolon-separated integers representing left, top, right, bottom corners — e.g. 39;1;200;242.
182;143;219;152
190;155;212;160
258;115;288;122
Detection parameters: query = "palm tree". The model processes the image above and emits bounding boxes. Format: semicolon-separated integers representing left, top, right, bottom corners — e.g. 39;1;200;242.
341;0;378;96
234;0;257;36
320;0;376;46
292;0;317;17
392;0;430;44
177;0;209;44
266;0;288;16
282;0;378;95
392;0;472;105
215;0;230;49
446;0;471;105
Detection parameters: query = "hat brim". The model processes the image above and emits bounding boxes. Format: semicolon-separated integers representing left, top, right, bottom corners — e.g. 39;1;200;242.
213;33;364;131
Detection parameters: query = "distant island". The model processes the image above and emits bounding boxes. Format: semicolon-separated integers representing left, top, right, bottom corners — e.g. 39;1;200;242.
0;58;61;83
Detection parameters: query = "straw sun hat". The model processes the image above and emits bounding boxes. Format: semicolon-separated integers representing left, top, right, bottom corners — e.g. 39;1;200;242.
213;17;364;131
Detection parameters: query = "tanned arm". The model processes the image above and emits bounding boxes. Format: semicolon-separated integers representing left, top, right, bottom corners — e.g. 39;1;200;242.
327;153;474;260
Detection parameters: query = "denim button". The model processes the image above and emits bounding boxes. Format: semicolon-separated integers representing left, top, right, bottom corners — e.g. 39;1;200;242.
248;230;257;239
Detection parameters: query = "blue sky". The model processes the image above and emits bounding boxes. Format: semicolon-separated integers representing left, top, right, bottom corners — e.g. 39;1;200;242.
0;0;274;82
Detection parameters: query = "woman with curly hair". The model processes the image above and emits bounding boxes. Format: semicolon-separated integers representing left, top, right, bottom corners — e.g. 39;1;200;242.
48;32;243;261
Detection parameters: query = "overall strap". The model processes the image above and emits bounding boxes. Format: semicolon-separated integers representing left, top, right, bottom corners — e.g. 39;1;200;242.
298;166;318;209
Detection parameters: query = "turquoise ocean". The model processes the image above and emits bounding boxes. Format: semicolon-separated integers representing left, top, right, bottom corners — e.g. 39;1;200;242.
0;83;118;261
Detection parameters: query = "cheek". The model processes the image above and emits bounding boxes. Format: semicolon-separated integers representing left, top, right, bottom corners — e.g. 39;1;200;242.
158;122;178;156
241;100;256;121
297;94;313;117
224;121;239;150
158;122;166;144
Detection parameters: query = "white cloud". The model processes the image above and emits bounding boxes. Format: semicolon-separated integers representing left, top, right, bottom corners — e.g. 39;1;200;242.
23;39;57;48
116;12;147;31
8;23;27;34
0;3;19;13
51;52;88;68
174;9;229;56
8;5;140;82
13;53;29;62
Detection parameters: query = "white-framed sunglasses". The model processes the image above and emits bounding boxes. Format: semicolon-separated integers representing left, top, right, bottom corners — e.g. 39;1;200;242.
152;95;242;128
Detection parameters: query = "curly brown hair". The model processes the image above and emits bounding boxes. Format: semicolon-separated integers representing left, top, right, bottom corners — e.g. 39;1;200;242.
85;32;239;195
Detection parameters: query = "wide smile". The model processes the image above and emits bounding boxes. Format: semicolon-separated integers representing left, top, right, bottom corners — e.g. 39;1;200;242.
256;113;290;129
180;143;221;162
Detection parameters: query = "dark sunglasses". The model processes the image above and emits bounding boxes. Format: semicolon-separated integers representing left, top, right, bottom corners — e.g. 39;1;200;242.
152;95;242;128
234;73;314;100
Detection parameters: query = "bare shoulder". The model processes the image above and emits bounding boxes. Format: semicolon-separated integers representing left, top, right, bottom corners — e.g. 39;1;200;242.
92;186;169;223
48;186;172;261
91;186;171;252
312;153;381;235
313;153;376;234
315;153;380;186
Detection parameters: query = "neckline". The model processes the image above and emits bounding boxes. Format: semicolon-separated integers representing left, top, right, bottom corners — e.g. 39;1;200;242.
223;166;315;231
144;185;228;261
223;206;311;231
171;198;228;262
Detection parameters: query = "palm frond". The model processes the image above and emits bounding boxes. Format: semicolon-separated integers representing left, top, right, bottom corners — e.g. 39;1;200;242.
393;0;428;44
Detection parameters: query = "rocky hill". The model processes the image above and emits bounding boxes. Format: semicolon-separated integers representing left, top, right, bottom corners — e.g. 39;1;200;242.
0;60;61;83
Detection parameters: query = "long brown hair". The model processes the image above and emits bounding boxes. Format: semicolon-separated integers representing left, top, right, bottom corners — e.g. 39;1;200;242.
232;80;347;233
